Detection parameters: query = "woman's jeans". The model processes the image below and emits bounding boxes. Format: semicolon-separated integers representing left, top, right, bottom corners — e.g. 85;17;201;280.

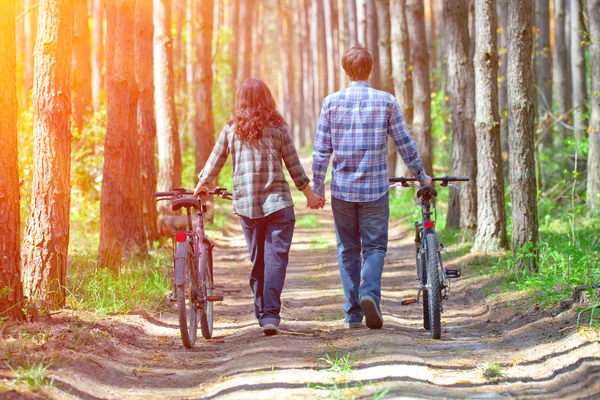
239;206;295;327
331;193;389;323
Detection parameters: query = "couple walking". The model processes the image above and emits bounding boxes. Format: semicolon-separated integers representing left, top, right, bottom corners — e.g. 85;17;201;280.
193;47;432;336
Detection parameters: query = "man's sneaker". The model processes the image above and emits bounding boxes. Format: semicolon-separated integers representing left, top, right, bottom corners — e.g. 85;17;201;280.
262;323;279;336
344;321;362;329
360;296;383;329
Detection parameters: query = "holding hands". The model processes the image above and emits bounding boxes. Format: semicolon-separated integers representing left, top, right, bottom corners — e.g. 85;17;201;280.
303;185;326;209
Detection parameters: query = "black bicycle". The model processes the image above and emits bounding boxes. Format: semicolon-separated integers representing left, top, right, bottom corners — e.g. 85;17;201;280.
390;176;469;339
155;187;232;347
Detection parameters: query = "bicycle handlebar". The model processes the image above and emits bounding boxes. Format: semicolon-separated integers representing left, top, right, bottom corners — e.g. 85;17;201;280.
389;176;469;187
154;187;233;200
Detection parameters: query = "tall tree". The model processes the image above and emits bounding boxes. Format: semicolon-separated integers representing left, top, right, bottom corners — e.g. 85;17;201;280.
366;0;380;88
302;0;316;144
136;0;158;243
508;0;538;272
391;0;413;176
426;0;437;89
472;0;508;252
553;0;572;138
587;0;600;212
0;0;25;321
154;0;182;215
570;0;587;142
24;0;38;95
92;0;105;112
443;0;478;231
357;0;367;46
497;0;509;170
278;0;293;124
317;0;329;99
230;0;239;86
407;0;433;175
251;1;264;78
99;0;146;269
347;0;359;47
535;0;553;148
324;0;338;93
72;0;92;131
296;0;306;146
21;0;74;309
174;0;185;97
195;0;215;176
236;1;254;88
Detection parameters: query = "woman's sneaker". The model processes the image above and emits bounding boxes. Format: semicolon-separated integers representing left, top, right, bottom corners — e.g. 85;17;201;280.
262;323;279;336
344;321;362;329
360;296;383;329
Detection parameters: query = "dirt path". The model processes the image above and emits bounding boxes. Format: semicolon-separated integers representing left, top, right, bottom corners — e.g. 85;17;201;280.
15;199;595;400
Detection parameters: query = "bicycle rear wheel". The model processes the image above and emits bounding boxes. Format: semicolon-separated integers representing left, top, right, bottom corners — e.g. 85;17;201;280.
199;241;214;339
425;233;442;339
420;247;431;331
176;242;198;348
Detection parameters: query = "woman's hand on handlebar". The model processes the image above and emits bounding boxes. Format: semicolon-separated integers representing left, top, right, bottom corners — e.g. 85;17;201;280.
193;182;209;198
421;175;433;186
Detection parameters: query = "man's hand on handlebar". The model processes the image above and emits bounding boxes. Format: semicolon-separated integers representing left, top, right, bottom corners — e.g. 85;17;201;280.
193;183;210;198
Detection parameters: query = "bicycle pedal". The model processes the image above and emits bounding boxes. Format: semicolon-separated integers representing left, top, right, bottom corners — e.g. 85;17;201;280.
445;268;462;278
167;292;177;302
401;298;417;306
207;295;224;302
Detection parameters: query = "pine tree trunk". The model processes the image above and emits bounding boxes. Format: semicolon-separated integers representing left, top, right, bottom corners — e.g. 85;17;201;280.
24;0;37;95
472;0;508;253
508;0;539;273
154;0;182;215
195;0;214;176
99;0;146;270
72;0;92;131
407;0;433;176
497;0;509;173
324;0;337;94
347;0;359;47
185;0;194;137
357;0;367;46
92;0;105;112
553;0;572;138
311;0;320;115
536;0;553;148
236;1;253;88
391;0;413;177
366;0;380;88
302;0;315;145
0;0;25;321
586;0;600;212
570;0;587;143
427;0;437;90
21;0;74;309
278;0;292;124
296;0;306;146
135;0;158;244
443;0;478;231
174;0;185;98
251;1;263;78
230;0;239;86
317;0;329;99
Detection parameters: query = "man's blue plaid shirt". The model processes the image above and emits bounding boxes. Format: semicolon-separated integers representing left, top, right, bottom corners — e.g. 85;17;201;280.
312;80;427;202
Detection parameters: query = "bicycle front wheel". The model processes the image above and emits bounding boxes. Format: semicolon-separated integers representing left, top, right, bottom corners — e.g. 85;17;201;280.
175;242;198;348
425;233;442;339
199;241;214;339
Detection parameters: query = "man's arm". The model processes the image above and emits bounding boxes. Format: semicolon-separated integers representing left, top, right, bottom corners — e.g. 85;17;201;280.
388;100;429;184
312;101;333;197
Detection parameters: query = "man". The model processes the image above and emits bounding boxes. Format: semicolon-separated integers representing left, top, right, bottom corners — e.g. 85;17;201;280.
312;47;432;330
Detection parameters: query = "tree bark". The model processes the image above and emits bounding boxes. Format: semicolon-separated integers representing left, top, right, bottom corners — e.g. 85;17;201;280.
21;0;74;309
24;0;38;96
366;0;380;88
535;0;553;148
391;0;413;177
427;0;437;90
236;1;253;88
278;0;292;124
407;0;433;176
302;0;315;144
472;0;508;253
357;0;367;46
497;0;509;173
347;0;359;47
195;0;215;176
570;0;587;143
185;0;194;137
317;0;329;99
135;0;158;244
72;0;92;131
99;0;146;270
92;0;105;112
154;0;182;215
251;1;263;78
0;0;25;321
508;0;539;273
553;0;572;138
174;0;186;98
586;0;600;212
443;0;478;232
230;0;239;87
324;0;338;94
296;0;306;146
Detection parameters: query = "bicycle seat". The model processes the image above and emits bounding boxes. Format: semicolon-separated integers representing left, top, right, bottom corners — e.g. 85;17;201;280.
416;185;438;199
171;197;200;212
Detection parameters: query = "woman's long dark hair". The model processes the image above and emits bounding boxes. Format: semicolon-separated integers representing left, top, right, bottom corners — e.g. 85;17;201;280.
228;78;287;143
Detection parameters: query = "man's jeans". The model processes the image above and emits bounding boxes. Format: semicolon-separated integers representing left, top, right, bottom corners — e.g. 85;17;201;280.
331;192;389;323
239;206;295;327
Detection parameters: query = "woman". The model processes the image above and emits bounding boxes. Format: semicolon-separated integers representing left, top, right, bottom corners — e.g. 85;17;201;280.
194;78;323;336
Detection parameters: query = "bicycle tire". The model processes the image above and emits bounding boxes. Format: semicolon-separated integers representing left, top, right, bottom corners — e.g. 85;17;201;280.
176;242;198;348
426;233;442;339
420;248;431;331
199;241;214;339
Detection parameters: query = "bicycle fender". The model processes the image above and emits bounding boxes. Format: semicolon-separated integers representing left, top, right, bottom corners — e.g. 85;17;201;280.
174;239;190;286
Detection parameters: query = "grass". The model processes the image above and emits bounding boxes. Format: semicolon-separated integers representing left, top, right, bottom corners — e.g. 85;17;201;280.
296;214;322;228
7;361;54;391
480;363;507;382
318;352;357;374
309;237;337;250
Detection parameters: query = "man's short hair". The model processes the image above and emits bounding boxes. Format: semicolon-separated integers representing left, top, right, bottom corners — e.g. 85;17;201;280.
341;47;373;81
